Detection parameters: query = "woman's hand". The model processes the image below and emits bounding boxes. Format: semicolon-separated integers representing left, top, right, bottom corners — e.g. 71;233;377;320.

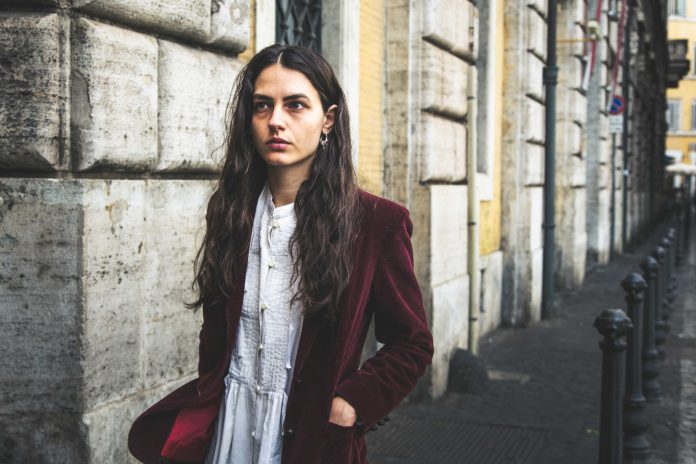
329;396;357;426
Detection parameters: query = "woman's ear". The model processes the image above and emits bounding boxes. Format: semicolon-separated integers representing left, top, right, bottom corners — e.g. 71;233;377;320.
323;104;338;134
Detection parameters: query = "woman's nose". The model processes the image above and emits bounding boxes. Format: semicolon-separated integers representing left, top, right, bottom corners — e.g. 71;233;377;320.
268;105;285;130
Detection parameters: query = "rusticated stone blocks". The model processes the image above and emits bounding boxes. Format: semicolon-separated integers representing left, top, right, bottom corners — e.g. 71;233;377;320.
157;40;241;172
73;0;249;53
71;18;158;171
0;14;68;171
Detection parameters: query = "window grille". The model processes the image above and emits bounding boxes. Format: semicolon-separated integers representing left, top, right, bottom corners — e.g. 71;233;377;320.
667;100;681;132
276;0;322;52
668;0;686;16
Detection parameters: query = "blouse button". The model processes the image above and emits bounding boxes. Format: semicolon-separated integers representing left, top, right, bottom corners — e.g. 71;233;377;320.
269;260;277;268
260;303;268;311
258;343;264;351
251;430;256;438
255;384;261;393
272;220;280;228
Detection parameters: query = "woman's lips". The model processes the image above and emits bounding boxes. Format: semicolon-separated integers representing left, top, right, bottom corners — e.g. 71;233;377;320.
267;138;289;151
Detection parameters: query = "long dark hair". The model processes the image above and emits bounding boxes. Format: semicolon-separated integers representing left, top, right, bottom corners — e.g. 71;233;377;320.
187;44;361;323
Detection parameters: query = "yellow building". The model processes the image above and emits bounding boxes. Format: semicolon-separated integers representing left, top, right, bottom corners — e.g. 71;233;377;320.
666;2;696;164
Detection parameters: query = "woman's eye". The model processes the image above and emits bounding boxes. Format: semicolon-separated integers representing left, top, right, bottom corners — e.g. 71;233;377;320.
254;102;270;111
287;101;305;110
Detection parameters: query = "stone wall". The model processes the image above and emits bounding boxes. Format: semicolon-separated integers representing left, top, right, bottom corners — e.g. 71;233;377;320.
384;0;480;398
0;2;247;462
555;0;588;290
500;0;546;325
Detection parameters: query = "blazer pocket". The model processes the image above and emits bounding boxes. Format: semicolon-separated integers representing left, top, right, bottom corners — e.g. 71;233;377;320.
321;423;356;464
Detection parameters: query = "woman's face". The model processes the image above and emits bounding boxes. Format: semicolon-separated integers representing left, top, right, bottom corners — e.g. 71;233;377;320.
251;63;336;173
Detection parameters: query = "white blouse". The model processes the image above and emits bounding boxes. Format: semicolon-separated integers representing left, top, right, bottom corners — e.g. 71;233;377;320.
204;184;304;464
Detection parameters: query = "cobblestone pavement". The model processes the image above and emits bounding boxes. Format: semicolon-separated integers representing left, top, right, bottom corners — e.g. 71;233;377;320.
367;220;696;464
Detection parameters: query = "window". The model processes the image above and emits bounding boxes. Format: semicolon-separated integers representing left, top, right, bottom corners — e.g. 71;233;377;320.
667;100;681;132
276;0;322;51
668;0;686;16
692;101;696;131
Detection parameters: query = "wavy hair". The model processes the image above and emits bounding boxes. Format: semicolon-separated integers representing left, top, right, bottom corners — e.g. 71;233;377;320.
187;44;361;323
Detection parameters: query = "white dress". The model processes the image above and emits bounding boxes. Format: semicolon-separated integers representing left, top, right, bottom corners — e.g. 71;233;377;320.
204;184;304;464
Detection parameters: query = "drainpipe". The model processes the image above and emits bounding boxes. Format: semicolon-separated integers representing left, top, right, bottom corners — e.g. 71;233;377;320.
541;0;558;319
467;61;480;355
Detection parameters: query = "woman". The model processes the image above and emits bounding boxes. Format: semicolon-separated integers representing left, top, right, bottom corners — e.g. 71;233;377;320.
128;44;433;464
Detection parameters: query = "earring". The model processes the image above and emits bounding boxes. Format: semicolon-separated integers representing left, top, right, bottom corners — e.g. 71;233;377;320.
320;133;328;149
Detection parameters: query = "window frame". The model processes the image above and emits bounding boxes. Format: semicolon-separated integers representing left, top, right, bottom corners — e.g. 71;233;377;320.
667;99;682;132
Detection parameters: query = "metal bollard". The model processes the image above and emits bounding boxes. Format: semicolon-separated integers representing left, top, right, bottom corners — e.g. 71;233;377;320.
621;273;650;460
595;309;632;464
667;228;678;295
640;257;662;402
651;246;668;359
676;203;685;266
659;236;674;317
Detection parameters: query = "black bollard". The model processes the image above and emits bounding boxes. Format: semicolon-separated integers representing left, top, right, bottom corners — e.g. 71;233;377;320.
640;256;662;402
667;228;678;295
651;246;668;358
676;203;685;266
595;309;632;464
621;273;650;460
659;236;674;315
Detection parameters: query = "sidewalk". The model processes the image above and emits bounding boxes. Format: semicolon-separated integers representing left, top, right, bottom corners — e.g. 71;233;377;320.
366;221;696;464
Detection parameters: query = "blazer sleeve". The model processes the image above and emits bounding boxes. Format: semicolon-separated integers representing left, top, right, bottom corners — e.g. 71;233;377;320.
334;208;434;434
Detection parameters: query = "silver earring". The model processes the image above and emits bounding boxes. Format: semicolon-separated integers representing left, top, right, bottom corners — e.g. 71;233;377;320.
320;133;328;149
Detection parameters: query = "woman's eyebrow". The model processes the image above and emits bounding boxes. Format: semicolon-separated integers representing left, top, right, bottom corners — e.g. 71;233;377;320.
252;93;310;101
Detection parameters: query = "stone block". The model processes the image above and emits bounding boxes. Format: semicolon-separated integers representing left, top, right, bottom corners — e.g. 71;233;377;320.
73;0;209;43
157;41;241;172
523;97;545;144
430;274;469;398
527;0;547;17
209;0;250;53
140;180;213;390
0;14;68;171
421;41;468;119
80;180;211;408
80;180;147;408
0;414;86;463
571;88;587;123
558;121;582;157
430;185;468;286
71;18;158;172
527;186;543;251
83;377;193;464
526;9;547;60
526;55;544;102
529;245;543;322
479;250;503;336
525;142;544;186
0;179;82;416
419;113;467;182
451;0;478;58
570;150;586;187
422;0;470;56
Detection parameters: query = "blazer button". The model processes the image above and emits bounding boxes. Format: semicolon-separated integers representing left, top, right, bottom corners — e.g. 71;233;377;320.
285;428;295;438
295;377;302;384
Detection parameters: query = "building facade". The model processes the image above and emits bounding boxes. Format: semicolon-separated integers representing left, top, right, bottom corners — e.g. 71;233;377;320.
0;0;673;462
666;1;696;166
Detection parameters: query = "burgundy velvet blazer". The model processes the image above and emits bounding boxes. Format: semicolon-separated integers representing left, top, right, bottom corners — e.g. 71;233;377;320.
128;190;434;464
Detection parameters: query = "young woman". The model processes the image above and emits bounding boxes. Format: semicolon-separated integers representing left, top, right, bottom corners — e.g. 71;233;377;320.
128;44;433;464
